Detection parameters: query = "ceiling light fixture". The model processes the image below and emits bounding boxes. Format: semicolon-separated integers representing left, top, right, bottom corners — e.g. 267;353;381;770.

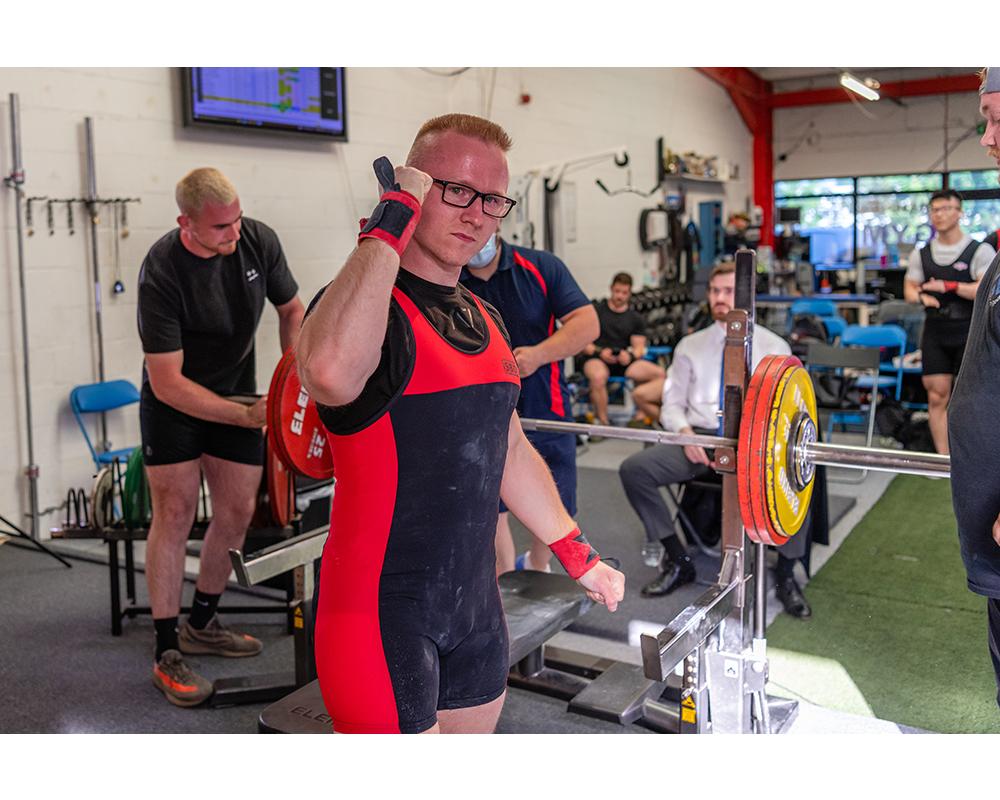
840;72;880;101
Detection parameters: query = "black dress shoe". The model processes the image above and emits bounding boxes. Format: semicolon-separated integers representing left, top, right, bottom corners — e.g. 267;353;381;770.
641;555;696;597
775;575;812;620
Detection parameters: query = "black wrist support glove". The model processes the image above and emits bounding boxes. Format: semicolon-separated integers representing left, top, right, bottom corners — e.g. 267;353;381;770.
358;156;421;257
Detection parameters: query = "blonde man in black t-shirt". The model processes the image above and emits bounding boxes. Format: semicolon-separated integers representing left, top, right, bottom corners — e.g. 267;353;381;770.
137;167;305;707
578;272;665;428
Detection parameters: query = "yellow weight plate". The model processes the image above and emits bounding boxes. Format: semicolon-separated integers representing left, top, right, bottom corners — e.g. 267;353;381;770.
763;364;818;540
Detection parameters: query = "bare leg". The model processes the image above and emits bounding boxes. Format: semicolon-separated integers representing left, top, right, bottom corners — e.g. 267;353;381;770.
196;454;263;593
632;377;664;422
528;536;552;571
495;512;515;575
583;359;611;425
434;691;507;733
626;360;667;420
146;461;204;618
923;373;953;455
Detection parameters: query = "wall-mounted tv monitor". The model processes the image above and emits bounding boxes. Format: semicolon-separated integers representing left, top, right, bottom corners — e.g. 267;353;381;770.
181;68;347;140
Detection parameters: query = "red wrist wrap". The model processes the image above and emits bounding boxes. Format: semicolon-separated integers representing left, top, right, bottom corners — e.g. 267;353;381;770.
943;281;959;292
549;527;600;579
358;190;421;257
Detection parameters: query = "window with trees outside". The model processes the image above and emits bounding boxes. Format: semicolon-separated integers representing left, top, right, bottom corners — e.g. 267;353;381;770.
775;170;1000;268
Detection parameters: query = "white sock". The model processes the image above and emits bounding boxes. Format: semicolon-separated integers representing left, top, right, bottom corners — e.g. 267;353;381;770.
524;550;552;573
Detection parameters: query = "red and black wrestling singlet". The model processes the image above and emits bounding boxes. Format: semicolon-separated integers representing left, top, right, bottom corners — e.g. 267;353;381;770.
314;285;520;733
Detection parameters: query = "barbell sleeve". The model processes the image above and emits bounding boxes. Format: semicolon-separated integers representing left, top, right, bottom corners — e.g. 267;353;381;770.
802;441;950;478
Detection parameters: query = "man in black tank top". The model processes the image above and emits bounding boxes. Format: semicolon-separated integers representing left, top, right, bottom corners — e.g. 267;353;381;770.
903;189;996;453
947;68;1000;708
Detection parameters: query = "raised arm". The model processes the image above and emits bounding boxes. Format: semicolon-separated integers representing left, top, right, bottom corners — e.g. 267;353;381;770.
297;166;432;407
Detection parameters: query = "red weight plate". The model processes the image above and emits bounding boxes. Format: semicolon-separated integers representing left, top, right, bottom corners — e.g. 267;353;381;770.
737;357;767;541
267;351;295;468
744;355;798;546
754;356;803;546
268;444;292;528
739;355;785;545
759;365;798;547
739;355;774;543
746;357;788;545
268;349;334;479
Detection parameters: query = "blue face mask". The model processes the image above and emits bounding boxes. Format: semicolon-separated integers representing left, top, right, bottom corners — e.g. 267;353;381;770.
467;235;498;268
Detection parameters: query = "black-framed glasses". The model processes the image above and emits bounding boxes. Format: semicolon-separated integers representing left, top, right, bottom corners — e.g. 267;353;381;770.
432;178;517;219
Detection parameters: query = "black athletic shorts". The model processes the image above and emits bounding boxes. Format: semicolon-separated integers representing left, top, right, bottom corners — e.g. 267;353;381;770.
577;354;628;379
920;318;971;377
139;385;264;466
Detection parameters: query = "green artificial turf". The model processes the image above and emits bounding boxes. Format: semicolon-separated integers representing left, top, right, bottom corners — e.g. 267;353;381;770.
766;475;1000;733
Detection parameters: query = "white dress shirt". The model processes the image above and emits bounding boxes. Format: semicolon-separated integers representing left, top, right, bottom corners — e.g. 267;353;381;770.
660;321;791;433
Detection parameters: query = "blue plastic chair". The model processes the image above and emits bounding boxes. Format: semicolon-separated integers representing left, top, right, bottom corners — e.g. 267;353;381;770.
643;345;673;362
840;324;908;400
70;380;141;469
827;324;907;438
822;315;847;342
789;299;844;344
790;298;837;318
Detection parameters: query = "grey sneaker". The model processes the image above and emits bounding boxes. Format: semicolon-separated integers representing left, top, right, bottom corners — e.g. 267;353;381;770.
152;649;213;707
178;615;263;658
641;542;665;568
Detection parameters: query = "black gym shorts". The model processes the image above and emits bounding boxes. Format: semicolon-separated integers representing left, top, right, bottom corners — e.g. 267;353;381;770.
139;385;264;466
577;354;628;379
921;318;971;377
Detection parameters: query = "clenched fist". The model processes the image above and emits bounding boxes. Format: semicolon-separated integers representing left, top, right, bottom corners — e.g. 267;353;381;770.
394;165;433;206
577;560;625;613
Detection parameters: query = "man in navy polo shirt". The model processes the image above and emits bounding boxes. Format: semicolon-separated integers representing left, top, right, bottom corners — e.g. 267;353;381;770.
461;235;599;573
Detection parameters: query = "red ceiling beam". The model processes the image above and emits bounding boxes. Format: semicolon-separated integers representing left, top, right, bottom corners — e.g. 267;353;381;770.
697;68;774;247
694;70;981;252
771;73;981;108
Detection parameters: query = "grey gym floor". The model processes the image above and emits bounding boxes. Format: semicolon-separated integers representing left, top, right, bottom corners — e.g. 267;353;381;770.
0;433;919;734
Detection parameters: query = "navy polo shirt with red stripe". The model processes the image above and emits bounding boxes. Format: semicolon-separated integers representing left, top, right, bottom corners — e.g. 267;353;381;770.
460;240;590;423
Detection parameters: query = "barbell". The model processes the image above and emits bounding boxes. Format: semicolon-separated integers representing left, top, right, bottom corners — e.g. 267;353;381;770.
522;353;950;545
265;348;949;546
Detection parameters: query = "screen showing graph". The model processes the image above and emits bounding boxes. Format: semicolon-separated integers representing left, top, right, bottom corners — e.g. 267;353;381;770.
183;68;346;140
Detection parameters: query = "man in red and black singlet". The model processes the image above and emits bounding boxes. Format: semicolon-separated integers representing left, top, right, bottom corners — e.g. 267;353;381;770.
296;114;625;734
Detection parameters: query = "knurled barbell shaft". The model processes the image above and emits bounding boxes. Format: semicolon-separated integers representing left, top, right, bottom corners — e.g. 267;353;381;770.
519;419;736;450
519;418;951;479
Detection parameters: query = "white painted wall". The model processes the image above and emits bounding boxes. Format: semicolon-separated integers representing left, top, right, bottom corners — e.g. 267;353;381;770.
774;91;986;179
0;67;751;532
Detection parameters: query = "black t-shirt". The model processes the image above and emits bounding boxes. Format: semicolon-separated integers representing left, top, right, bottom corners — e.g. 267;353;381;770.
307;268;510;436
593;299;646;351
137;217;298;395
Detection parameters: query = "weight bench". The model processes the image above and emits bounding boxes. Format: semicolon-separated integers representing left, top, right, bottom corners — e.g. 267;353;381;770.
257;571;593;733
